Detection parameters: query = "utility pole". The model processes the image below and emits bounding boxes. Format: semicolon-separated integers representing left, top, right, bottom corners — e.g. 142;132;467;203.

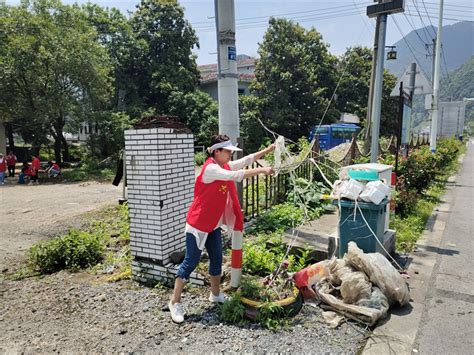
364;15;381;154
430;0;444;152
369;13;387;163
366;0;405;162
215;0;239;144
214;0;243;288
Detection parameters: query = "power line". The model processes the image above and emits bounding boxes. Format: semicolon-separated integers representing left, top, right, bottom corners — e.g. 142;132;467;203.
192;5;472;32
392;15;432;84
192;2;371;26
402;11;431;50
411;0;435;43
195;10;366;32
421;0;437;38
403;13;473;22
424;1;473;10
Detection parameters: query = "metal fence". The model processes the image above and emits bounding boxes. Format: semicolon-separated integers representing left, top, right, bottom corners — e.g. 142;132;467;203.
243;159;312;219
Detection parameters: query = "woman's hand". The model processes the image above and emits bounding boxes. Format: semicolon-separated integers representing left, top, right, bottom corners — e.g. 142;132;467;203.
260;166;274;176
254;143;276;160
264;143;275;155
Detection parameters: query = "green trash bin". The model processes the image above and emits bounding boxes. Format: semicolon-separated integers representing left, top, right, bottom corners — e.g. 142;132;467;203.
334;198;388;257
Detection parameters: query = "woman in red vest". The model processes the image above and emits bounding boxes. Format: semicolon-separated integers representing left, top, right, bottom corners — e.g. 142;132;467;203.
169;134;274;323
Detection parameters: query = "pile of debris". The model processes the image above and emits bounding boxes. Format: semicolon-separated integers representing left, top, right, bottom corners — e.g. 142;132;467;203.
133;114;191;133
293;242;410;326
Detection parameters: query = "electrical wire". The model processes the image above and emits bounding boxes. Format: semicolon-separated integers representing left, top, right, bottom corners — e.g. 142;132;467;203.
420;0;438;38
411;0;435;44
392;15;432;83
192;2;372;26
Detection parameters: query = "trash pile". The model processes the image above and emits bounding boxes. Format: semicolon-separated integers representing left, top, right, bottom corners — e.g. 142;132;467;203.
293;242;410;326
333;178;391;205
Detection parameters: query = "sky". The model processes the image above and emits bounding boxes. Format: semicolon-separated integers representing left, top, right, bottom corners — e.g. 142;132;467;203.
6;0;473;65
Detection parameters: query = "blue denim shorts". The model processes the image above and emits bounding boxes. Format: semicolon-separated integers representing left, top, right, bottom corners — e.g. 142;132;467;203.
176;228;223;280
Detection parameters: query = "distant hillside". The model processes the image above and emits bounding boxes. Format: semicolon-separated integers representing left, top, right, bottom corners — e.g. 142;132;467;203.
386;21;474;79
441;56;474;101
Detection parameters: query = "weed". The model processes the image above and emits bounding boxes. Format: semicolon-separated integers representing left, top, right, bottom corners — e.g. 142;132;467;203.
219;291;248;326
28;229;105;274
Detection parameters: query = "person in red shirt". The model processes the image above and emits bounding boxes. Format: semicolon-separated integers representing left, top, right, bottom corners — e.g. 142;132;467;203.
46;160;61;178
30;154;41;184
0;153;6;185
6;151;17;177
168;134;275;323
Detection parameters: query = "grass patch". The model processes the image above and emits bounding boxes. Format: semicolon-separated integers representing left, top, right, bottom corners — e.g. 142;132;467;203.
61;164;115;182
394;184;444;252
10;204;131;280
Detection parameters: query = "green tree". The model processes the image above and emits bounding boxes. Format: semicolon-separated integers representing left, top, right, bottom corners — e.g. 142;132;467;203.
167;90;218;146
126;0;200;114
441;56;474;101
336;46;398;136
249;18;338;143
239;94;266;152
0;0;112;162
81;3;133;111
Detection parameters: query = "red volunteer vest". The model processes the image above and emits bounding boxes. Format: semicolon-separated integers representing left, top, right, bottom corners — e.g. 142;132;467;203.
186;157;244;232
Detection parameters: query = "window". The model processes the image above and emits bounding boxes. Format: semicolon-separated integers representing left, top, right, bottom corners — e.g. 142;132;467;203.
331;128;344;139
316;127;329;134
238;88;246;95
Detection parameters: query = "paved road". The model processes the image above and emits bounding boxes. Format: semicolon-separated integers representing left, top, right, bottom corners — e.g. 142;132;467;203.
0;181;122;270
414;140;474;354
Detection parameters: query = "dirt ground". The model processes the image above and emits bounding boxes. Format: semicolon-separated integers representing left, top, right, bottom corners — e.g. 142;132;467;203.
0;179;122;271
0;178;367;353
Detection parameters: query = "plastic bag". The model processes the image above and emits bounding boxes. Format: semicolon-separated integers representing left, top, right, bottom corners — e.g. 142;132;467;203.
344;242;410;306
316;283;389;326
327;258;371;304
340;271;372;304
293;260;331;290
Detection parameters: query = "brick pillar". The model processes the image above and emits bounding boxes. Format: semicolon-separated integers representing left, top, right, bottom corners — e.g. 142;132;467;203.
124;127;205;285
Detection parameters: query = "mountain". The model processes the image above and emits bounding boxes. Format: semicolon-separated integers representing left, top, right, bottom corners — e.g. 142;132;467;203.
385;21;474;80
441;56;474;101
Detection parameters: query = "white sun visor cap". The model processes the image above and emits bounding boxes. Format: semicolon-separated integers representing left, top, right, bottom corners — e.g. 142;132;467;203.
208;140;242;153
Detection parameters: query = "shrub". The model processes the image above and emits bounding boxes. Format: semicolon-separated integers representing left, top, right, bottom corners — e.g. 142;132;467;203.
28;229;105;274
394;186;420;218
250;203;304;233
219;291;247;326
242;233;313;277
194;151;206;166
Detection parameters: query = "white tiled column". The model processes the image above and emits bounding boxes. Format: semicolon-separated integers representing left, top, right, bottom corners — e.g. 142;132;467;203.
124;128;204;285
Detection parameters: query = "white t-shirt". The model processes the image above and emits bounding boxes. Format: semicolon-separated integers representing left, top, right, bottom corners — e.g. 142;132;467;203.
185;154;255;249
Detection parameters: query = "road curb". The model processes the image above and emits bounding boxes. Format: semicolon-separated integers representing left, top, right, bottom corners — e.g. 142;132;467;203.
362;153;465;355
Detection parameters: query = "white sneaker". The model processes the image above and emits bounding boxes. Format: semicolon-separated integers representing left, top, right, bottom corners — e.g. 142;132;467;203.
208;292;226;303
168;301;185;323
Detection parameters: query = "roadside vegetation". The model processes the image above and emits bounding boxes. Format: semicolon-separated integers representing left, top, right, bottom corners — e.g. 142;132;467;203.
362;137;466;252
11;204;131;282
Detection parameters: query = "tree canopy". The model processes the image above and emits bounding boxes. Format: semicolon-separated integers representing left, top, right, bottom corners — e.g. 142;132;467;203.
0;0;112;162
335;46;398;136
249;18;339;143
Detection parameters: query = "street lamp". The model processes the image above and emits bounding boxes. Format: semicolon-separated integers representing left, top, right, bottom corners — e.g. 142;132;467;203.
386;46;397;60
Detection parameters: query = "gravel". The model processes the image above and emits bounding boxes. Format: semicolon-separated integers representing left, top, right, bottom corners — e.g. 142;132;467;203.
0;271;368;353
